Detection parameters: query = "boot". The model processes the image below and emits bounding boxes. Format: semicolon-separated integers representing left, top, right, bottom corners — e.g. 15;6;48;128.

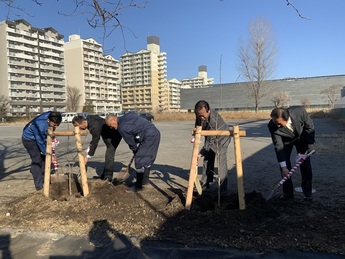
101;168;113;182
125;172;144;193
142;167;150;185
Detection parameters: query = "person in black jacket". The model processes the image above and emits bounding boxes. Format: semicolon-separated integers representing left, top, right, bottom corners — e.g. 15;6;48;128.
105;112;160;193
72;115;122;182
268;106;315;201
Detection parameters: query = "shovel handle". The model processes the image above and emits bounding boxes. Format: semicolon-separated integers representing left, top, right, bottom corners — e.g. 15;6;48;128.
278;150;315;187
128;143;142;167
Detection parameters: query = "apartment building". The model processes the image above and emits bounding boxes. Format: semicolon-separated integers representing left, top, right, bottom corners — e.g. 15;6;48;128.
181;65;214;89
120;36;168;112
0;19;66;116
168;78;182;110
64;34;121;113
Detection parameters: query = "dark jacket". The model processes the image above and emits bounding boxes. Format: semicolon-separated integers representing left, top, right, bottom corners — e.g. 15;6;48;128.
117;112;157;152
268;106;315;162
86;115;121;156
195;109;231;156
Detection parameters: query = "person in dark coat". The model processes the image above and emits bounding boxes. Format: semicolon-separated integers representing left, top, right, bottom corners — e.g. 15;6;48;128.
72;115;122;182
105;112;160;193
268;106;315;201
22;111;62;190
193;100;231;196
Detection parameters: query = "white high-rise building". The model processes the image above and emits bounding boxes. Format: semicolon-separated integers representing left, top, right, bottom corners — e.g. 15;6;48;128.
0;19;66;116
120;36;168;112
181;65;214;89
64;34;121;113
168;78;182;110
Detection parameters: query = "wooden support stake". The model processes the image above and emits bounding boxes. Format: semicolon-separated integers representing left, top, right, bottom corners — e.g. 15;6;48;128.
43;127;53;197
185;125;247;210
185;126;202;210
74;126;89;196
201;130;246;137
53;130;88;137
233;125;246;210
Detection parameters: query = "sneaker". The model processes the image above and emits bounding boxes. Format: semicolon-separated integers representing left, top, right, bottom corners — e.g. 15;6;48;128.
304;195;313;201
280;193;294;201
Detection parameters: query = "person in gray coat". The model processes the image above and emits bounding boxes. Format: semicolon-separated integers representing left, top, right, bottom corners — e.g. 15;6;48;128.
268;106;315;201
105;112;160;193
193;100;231;196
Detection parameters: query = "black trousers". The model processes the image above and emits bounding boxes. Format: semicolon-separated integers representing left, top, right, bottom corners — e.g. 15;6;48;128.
282;140;313;197
102;130;122;179
22;137;45;189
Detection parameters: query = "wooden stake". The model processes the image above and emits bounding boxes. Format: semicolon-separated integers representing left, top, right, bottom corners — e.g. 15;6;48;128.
53;130;88;136
185;126;202;210
74;126;89;196
185;125;247;210
233;125;246;210
43;127;53;197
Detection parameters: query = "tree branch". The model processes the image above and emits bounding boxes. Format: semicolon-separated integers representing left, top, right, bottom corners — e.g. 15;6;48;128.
285;0;310;20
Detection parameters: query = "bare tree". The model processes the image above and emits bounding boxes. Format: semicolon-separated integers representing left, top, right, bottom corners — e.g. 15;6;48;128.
0;95;9;120
83;100;95;113
1;0;147;52
320;84;342;108
271;91;291;107
300;97;310;108
66;86;82;112
238;17;277;112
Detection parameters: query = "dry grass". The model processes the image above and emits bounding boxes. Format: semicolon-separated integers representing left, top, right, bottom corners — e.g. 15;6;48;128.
154;111;271;121
1;108;343;125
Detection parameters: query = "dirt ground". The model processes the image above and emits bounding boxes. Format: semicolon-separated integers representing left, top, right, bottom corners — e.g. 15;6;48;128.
0;118;344;255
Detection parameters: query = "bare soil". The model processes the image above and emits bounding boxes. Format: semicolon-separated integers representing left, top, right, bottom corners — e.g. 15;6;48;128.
0;118;345;255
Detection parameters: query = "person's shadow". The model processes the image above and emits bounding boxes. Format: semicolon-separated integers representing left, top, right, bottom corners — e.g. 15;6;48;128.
82;219;142;258
0;234;13;259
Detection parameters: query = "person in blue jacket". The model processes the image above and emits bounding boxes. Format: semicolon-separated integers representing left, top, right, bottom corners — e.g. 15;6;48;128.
22;111;62;190
105;112;160;193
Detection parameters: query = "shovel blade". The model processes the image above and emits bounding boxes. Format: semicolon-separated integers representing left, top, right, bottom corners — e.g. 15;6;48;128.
114;166;131;184
263;189;279;201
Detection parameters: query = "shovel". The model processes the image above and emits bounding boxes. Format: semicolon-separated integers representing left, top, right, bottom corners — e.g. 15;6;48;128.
115;144;141;184
265;150;315;201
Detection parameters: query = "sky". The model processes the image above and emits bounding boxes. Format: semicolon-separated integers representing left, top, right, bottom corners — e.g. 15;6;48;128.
1;0;345;84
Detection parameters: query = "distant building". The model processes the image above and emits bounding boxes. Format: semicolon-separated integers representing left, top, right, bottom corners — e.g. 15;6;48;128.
181;75;345;111
181;65;214;89
168;78;182;110
0;19;66;116
335;86;345;108
64;34;121;113
120;36;168;112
